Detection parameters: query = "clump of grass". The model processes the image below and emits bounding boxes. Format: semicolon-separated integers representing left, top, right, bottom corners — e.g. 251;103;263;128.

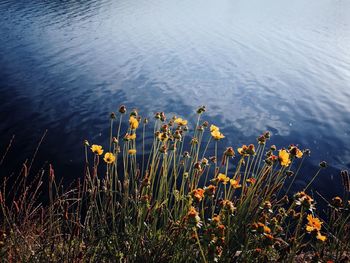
0;106;349;262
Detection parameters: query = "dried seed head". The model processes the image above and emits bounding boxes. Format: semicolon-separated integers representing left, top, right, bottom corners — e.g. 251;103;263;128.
319;161;327;168
196;105;206;114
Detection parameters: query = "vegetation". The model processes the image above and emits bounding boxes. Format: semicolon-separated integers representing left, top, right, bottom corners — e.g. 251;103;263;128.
0;106;349;262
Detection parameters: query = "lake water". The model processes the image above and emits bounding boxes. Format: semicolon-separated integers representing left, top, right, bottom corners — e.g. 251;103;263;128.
1;0;350;196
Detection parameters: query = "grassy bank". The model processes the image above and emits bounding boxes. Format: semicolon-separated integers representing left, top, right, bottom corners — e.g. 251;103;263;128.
0;106;349;262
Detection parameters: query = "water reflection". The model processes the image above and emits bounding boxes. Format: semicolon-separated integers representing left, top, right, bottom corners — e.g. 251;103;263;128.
0;0;349;196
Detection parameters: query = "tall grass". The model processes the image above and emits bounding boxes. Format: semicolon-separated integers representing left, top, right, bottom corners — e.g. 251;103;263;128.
0;106;349;262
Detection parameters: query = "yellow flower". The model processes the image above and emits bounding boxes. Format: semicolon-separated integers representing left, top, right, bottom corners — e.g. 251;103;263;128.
128;149;137;155
129;116;139;130
230;179;242;189
217;173;230;184
316;232;327;242
211;130;225;140
210;124;219;132
91;144;103;155
174;118;188;126
103;152;116;164
279;149;291;166
306;214;322;232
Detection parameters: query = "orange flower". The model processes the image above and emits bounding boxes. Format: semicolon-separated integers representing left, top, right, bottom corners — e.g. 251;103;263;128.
306;214;322;232
191;188;205;202
230;179;242;189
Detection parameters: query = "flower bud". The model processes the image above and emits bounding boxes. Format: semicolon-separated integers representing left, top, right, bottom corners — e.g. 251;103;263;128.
119;105;127;114
304;149;311;156
155;112;161;119
264;131;271;139
224;147;235;157
110;112;116;119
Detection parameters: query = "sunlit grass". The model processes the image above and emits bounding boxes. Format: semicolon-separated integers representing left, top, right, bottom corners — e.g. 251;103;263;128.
0;105;349;262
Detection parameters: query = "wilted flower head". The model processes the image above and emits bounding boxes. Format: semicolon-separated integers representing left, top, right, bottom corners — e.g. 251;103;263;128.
257;135;266;145
210;156;217;163
186;206;202;228
220;199;235;213
265;154;278;165
197;105;206;114
237;145;248;156
224;147;235;157
191;137;199;145
202;121;209;127
159;145;167;154
290;145;303;158
294;191;315;211
119;105;127;114
201;158;209;166
160;112;166;122
246;144;256;155
204;185;217;197
331;196;343;207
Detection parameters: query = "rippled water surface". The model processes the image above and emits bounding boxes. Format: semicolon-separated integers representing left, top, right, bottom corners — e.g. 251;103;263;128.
1;0;350;194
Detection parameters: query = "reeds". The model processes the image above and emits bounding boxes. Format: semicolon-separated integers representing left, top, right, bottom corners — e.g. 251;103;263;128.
0;106;349;262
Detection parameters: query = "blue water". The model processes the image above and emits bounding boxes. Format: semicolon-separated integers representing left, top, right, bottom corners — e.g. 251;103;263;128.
1;0;350;195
